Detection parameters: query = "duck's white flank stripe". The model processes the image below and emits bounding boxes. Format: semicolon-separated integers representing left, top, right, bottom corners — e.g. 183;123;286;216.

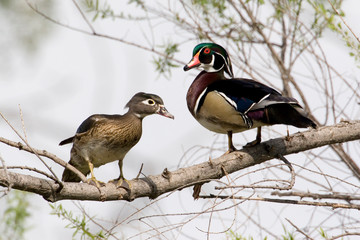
194;88;208;115
216;91;237;109
249;93;271;111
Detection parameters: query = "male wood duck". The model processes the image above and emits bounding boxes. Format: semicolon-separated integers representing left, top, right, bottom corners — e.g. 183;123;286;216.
183;43;316;152
60;92;174;187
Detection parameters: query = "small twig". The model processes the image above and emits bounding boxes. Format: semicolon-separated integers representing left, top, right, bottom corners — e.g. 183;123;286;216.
0;153;12;196
285;218;314;240
327;0;360;44
74;202;120;240
0;136;87;183
328;232;360;240
271;191;360;201
215;157;295;191
277;154;295;190
135;163;144;179
215;179;290;190
71;0;96;33
199;194;360;210
18;104;28;142
0;166;58;182
24;0;185;66
0;112;60;182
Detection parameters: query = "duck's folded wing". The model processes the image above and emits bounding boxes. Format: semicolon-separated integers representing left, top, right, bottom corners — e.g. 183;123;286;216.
205;78;291;113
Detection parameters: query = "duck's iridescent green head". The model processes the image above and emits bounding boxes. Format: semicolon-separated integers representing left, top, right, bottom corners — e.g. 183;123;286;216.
183;42;234;77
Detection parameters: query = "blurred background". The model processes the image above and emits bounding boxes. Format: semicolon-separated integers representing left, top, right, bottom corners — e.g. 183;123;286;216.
1;0;360;239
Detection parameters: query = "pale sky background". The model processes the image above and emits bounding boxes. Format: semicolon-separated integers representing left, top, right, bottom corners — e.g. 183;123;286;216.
1;1;360;239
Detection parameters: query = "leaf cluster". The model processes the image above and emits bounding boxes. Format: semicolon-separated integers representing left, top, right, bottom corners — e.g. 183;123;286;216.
50;204;106;240
0;191;31;240
310;0;360;66
153;42;180;78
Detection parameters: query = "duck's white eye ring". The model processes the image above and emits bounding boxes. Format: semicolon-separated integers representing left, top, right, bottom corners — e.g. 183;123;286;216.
147;99;155;105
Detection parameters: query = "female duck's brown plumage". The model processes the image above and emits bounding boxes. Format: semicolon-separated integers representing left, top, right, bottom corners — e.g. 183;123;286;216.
184;43;316;152
60;92;174;186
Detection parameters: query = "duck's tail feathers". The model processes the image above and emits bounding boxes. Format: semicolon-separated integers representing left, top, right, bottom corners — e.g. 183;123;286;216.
265;104;317;129
62;168;82;182
59;136;74;146
61;157;89;182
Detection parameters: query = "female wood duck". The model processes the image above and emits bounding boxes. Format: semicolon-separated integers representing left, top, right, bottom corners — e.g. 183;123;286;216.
60;92;174;187
184;43;316;152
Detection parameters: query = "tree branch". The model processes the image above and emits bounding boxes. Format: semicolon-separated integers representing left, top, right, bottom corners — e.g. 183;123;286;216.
199;194;360;210
272;191;360;201
24;0;185;66
0;136;87;183
0;120;359;202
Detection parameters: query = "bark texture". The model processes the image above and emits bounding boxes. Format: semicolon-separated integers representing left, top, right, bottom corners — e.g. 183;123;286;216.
0;120;359;202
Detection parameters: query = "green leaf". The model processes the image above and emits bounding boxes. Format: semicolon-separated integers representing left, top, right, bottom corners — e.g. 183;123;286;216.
50;203;107;239
0;191;31;239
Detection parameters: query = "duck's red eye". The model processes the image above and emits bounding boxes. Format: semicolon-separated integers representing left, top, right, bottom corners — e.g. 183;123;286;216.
204;48;211;54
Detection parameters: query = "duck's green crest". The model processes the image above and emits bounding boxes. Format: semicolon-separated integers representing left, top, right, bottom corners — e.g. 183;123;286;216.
192;43;228;58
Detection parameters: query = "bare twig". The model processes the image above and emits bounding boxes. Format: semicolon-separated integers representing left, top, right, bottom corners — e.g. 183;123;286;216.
24;0;185;66
0;112;60;183
71;0;95;33
199;194;360;210
135;163;144;179
326;0;360;43
0;166;58;182
272;191;360;201
18;104;28;142
215;155;295;191
0;153;11;196
328;232;360;240
0;136;87;183
285;218;314;240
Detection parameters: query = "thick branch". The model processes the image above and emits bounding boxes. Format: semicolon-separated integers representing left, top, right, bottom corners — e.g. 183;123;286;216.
0;120;359;202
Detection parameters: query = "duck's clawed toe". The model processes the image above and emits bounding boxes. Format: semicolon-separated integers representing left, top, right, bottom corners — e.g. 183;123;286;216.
224;146;238;155
86;178;105;188
109;177;131;191
243;139;261;148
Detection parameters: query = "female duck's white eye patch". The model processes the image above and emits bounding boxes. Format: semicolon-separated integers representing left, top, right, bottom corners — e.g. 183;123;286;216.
143;99;156;105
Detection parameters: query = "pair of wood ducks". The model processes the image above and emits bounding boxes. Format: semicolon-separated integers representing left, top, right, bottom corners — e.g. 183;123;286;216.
61;43;316;187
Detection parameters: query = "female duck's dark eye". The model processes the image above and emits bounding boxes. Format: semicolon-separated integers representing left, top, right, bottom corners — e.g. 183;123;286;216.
204;48;211;54
147;99;155;105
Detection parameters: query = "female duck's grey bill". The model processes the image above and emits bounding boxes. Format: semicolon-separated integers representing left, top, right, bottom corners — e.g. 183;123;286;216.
157;106;174;119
